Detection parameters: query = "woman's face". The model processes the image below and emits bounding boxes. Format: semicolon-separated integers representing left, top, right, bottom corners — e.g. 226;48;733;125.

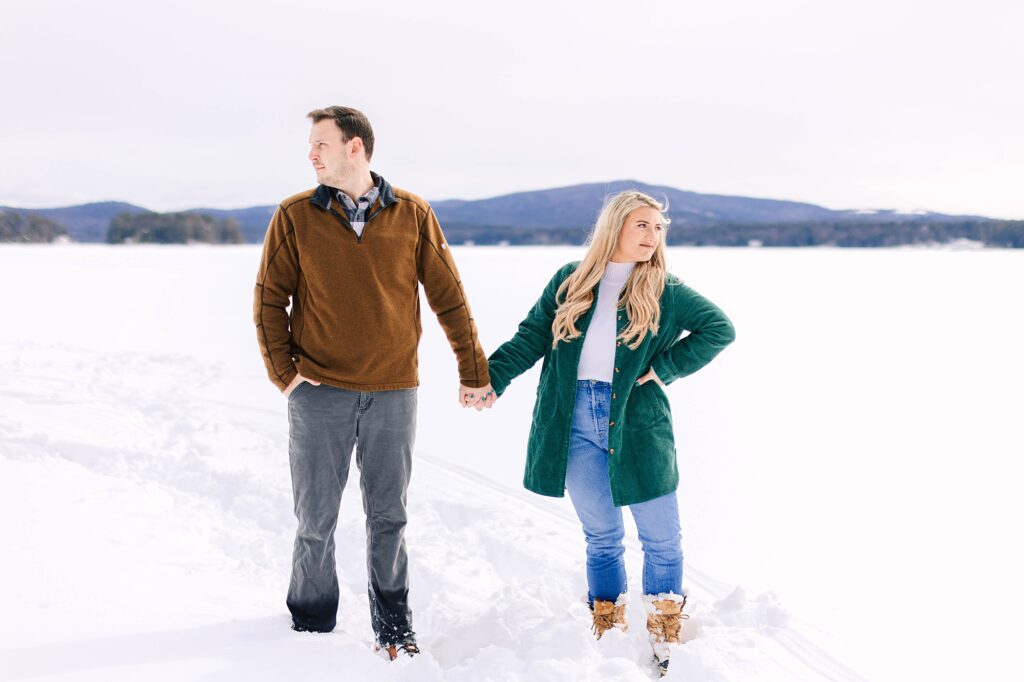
611;206;663;262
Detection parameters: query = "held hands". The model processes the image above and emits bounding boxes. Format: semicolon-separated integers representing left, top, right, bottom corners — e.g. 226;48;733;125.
284;373;321;397
459;383;496;411
635;368;666;388
284;375;490;408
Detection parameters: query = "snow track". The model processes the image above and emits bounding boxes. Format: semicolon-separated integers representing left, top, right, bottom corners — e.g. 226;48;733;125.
1;340;864;681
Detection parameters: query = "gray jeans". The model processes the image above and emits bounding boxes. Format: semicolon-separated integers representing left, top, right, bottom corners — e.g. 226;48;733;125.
285;381;417;645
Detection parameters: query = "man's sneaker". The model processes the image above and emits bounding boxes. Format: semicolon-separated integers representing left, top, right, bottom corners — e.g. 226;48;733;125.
374;641;420;661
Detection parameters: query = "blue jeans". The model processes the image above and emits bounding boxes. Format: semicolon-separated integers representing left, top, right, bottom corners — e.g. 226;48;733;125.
565;380;683;603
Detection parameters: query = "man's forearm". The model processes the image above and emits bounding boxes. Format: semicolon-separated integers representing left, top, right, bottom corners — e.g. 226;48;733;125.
434;304;490;388
254;294;297;391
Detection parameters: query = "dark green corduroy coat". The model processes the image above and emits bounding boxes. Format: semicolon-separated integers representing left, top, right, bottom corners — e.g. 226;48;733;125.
487;261;736;506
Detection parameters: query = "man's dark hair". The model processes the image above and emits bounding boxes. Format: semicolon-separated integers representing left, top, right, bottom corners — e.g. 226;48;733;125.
307;106;375;160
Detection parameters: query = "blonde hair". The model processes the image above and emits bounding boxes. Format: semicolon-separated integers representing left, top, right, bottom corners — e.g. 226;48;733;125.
551;191;670;350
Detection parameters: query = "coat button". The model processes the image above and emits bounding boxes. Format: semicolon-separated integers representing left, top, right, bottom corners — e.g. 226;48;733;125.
614;367;620;373
609;448;615;454
612;393;616;399
609;421;615;427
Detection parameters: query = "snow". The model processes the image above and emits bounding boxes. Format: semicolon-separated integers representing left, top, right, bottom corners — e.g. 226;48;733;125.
2;244;1022;681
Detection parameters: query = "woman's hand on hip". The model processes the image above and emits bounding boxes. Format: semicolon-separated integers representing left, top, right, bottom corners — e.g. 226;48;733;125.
635;368;666;388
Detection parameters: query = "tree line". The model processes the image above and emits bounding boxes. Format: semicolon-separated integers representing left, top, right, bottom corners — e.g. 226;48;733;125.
4;208;1023;248
0;211;68;242
437;219;1024;248
663;219;1024;248
106;212;244;244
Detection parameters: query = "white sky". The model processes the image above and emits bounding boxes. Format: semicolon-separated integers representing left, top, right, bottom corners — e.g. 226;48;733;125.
1;0;1021;218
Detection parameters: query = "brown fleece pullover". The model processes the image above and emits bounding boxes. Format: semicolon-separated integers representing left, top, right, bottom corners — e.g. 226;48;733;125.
254;175;490;393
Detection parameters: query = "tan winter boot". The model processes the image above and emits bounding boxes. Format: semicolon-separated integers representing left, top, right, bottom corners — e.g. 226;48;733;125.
374;641;420;661
590;597;628;639
644;593;689;677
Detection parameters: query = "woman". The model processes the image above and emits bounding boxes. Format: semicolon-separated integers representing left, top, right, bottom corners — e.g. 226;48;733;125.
485;190;736;676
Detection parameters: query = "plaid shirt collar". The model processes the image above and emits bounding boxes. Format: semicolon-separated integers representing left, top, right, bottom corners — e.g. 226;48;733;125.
330;173;383;219
311;172;397;214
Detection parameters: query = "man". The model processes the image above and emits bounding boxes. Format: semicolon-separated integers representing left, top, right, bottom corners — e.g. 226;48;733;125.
253;106;495;659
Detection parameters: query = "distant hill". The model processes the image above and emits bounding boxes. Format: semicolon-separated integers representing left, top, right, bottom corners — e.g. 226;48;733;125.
0;201;152;242
0;202;270;244
430;179;991;229
3;181;1018;247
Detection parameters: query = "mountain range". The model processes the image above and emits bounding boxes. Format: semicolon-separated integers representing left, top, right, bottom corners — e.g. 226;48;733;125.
0;179;1001;244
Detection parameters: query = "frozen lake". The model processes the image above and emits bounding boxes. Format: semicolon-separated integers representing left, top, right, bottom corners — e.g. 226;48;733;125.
1;244;1021;681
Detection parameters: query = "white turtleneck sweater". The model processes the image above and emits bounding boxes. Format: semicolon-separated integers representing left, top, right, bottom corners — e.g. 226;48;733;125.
577;261;635;382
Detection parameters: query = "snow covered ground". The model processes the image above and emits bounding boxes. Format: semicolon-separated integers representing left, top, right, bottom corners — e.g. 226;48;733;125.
1;244;1021;681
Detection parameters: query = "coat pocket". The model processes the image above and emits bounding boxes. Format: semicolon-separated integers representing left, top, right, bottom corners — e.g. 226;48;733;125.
625;381;670;427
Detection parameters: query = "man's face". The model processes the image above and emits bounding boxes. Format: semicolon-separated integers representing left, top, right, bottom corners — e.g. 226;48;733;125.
308;119;355;186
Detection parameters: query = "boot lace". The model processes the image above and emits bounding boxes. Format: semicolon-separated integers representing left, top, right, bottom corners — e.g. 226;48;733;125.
651;611;689;643
591;602;627;638
647;597;690;644
592;613;613;636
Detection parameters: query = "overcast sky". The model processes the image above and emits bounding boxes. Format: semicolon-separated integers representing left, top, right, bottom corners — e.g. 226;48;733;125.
2;0;1021;218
